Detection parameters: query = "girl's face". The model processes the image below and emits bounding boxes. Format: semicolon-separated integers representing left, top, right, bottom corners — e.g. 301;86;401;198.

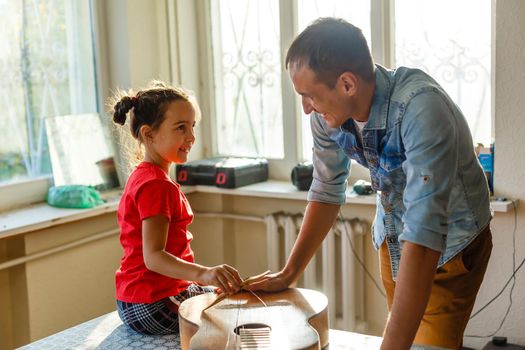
147;100;196;167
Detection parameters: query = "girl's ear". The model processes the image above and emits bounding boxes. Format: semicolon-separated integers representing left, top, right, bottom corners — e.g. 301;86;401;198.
140;125;153;143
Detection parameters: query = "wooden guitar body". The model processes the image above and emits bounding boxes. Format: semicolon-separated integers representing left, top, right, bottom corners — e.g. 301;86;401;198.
178;288;329;350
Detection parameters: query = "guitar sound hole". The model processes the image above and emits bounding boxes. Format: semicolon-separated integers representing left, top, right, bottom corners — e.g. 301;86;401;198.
234;323;272;348
234;323;271;335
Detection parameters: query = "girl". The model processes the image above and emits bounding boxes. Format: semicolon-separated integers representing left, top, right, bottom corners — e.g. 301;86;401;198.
111;81;242;335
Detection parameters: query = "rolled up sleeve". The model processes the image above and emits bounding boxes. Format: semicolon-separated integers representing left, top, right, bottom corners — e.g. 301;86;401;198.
307;114;351;205
399;91;458;252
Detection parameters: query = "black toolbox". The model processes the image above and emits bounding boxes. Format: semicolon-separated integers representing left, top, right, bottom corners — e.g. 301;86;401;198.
175;157;268;188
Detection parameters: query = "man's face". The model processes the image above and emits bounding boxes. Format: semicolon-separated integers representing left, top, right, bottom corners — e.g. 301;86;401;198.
290;64;354;128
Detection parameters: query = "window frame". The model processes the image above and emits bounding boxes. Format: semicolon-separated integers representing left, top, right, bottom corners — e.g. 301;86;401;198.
194;0;397;180
196;0;302;180
196;0;495;180
0;0;104;212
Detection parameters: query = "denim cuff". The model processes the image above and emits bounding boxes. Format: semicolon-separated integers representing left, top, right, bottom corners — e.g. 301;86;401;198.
307;178;347;205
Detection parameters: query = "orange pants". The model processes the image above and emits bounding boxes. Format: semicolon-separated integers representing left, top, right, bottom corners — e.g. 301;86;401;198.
379;225;492;349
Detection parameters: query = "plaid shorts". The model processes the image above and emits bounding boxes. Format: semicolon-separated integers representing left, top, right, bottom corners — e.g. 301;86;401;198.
116;284;215;335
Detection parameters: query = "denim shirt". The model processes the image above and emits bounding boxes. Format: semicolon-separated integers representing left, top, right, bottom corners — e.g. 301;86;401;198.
308;65;491;279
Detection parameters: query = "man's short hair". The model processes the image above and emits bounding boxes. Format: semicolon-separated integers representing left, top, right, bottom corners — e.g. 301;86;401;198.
285;17;375;88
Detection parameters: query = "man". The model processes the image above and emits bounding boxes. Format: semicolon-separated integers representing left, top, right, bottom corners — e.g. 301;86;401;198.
249;18;492;349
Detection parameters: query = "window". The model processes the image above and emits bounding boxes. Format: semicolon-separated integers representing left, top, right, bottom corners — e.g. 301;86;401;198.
298;0;372;160
394;0;491;146
210;0;284;159
0;1;98;185
204;0;492;176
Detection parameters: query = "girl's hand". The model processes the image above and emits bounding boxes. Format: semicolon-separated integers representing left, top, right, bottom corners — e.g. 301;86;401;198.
198;264;242;294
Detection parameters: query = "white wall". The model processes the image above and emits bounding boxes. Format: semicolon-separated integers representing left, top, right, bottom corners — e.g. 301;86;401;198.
463;1;525;348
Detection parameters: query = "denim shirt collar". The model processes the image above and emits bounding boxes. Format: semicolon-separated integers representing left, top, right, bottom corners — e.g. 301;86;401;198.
339;65;392;133
364;65;393;131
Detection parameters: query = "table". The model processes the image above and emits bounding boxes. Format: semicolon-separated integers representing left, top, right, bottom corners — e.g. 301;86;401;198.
18;311;443;350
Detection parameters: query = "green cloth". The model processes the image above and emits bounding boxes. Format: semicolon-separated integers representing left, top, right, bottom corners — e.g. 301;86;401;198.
46;185;104;209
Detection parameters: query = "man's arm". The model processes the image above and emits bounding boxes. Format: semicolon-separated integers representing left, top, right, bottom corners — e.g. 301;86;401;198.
283;201;341;284
247;201;341;291
381;92;459;348
381;242;441;350
249;114;348;292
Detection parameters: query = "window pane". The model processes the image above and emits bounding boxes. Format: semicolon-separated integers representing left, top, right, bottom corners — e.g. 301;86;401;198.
0;0;98;183
298;1;371;160
211;0;284;158
395;0;491;145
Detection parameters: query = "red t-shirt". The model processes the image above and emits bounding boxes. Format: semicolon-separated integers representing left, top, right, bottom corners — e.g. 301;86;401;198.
115;162;194;303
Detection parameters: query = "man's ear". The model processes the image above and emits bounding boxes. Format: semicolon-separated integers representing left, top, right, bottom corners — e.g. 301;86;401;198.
339;72;358;96
140;125;153;143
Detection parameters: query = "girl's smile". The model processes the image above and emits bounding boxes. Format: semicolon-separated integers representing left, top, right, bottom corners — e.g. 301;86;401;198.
143;99;196;172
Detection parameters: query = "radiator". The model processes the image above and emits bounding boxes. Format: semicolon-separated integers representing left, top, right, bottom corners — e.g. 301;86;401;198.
265;213;369;332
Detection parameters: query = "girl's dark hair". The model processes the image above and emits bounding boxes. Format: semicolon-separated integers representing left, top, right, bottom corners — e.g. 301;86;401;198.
285;17;375;88
110;81;193;140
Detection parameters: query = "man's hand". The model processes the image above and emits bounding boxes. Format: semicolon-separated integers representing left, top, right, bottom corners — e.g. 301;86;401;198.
244;270;291;292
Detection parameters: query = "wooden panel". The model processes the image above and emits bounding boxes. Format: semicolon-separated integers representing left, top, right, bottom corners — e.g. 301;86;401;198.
0;213;121;348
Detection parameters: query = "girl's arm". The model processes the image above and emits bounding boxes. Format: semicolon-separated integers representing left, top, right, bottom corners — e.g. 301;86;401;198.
142;215;242;294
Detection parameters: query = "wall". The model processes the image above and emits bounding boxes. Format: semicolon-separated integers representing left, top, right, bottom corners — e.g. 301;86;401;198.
0;213;121;349
0;241;15;350
463;0;525;348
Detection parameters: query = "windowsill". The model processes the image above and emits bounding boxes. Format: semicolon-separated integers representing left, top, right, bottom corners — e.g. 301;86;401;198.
490;198;518;212
0;190;123;239
0;180;514;239
182;180;378;205
0;176;53;212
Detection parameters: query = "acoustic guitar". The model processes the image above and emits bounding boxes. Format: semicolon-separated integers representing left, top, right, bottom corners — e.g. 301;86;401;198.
178;288;329;349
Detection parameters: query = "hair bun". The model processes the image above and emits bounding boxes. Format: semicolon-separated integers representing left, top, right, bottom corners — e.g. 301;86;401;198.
113;96;135;125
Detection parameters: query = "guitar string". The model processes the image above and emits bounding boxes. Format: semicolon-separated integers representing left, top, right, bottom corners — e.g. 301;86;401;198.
226;289;269;350
246;289;268;307
224;297;242;350
234;297;242;350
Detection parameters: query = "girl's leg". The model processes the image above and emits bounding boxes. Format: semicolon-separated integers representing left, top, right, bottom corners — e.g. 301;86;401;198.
116;285;215;335
169;284;216;309
116;298;180;335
